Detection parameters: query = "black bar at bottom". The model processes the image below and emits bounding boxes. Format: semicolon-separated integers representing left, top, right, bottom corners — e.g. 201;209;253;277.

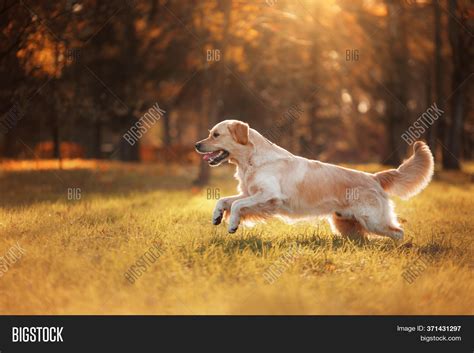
0;316;471;353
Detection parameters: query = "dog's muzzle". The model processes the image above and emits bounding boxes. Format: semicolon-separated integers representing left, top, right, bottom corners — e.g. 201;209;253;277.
195;143;229;166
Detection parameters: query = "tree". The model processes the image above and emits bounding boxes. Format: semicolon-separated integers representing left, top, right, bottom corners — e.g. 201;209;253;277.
427;0;444;153
442;0;472;169
194;0;232;185
383;0;410;166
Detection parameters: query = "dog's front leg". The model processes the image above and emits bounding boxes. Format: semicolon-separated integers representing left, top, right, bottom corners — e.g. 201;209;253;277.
228;194;273;233
212;194;245;225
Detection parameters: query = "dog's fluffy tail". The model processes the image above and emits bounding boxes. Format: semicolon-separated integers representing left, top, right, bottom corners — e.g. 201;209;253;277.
374;141;434;200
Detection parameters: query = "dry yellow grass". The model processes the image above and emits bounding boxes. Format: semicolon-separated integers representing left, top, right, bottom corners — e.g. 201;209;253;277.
0;161;472;314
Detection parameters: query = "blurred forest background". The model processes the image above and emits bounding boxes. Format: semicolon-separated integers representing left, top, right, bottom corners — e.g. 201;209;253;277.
0;0;473;184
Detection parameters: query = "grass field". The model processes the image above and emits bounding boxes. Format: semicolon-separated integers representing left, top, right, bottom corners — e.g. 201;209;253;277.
0;160;473;314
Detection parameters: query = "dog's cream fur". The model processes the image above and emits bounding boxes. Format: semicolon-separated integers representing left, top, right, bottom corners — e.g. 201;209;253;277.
195;120;434;240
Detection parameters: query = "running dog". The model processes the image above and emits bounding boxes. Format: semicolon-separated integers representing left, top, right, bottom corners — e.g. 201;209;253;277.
195;120;434;240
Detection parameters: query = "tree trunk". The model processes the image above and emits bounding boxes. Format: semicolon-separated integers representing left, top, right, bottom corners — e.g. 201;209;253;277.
424;67;432;143
163;112;172;146
195;83;210;186
119;113;140;162
3;128;17;158
194;0;232;185
93;114;102;159
51;81;61;163
52;41;62;167
118;5;139;162
52;115;60;159
443;0;468;170
51;109;62;169
428;0;443;153
383;0;409;166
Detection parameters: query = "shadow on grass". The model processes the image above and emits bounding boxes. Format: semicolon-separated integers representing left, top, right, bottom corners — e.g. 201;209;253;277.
196;231;398;257
417;237;453;257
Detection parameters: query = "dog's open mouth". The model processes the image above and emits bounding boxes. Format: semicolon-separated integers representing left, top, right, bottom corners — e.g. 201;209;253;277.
202;150;229;165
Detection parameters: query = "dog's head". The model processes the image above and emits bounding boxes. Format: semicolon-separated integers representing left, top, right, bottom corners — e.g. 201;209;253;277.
195;120;250;166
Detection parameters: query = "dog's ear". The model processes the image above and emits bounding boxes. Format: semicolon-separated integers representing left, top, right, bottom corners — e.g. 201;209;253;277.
228;121;249;145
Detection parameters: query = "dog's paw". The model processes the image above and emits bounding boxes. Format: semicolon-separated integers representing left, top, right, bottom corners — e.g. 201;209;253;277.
212;213;223;225
228;224;239;233
212;208;224;225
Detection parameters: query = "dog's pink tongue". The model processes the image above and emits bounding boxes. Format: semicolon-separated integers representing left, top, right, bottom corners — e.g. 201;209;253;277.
203;152;218;161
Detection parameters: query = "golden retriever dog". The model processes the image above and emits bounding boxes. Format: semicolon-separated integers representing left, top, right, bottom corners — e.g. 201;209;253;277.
195;120;434;240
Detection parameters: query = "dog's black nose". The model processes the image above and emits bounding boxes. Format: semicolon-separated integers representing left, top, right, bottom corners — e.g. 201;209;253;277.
195;143;201;151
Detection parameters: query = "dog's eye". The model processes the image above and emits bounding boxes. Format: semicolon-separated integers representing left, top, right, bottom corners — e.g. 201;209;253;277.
213;132;220;138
